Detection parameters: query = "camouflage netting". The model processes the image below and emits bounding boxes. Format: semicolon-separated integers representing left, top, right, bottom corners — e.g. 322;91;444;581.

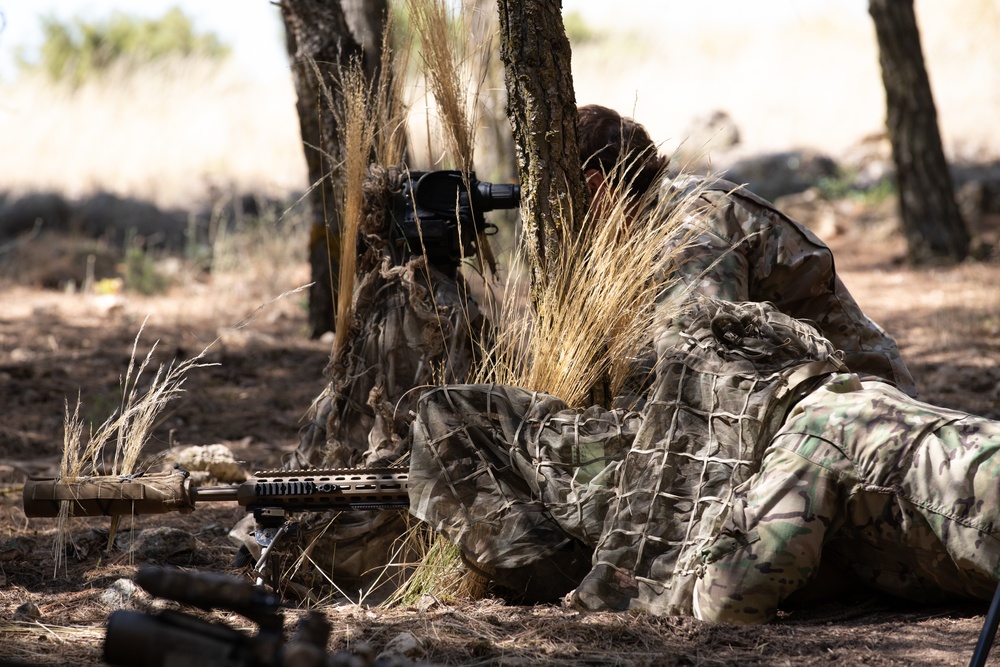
231;166;486;601
408;299;845;610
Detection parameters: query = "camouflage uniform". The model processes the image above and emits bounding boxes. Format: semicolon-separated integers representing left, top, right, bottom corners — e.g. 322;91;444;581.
408;301;1000;619
661;174;917;397
230;167;485;601
410;300;845;608
693;373;1000;624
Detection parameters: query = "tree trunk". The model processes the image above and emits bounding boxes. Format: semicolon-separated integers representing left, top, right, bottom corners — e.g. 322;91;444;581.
497;1;613;405
281;0;380;338
341;0;388;80
869;0;969;264
496;0;587;292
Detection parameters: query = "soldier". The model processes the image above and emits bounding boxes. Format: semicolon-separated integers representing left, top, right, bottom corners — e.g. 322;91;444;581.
261;106;925;607
406;108;997;619
576;104;916;397
408;300;1000;621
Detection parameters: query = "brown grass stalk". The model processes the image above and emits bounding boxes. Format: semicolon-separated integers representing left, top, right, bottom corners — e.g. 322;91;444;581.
331;61;377;359
54;288;308;575
478;164;707;408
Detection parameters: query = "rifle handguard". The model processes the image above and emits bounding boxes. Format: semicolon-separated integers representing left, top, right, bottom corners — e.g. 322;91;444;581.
22;470;196;518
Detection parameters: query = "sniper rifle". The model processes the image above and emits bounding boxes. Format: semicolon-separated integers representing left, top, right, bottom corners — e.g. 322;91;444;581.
21;466;410;585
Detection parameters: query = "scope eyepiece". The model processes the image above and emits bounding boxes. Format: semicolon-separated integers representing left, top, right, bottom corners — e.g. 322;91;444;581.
473;180;520;212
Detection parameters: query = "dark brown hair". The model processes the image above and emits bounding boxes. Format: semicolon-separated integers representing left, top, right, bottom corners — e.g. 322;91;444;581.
577;104;669;198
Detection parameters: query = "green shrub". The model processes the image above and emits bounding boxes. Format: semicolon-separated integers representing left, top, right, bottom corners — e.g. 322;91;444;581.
564;11;599;45
121;244;169;295
16;7;231;86
817;170;897;205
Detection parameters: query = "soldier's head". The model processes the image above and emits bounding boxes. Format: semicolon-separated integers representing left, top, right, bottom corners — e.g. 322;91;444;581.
577;104;668;208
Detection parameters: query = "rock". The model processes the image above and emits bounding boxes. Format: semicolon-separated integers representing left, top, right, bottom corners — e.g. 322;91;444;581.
723;150;839;202
378;632;425;660
416;594;440;612
164;443;247;483
677;110;741;166
101;577;148;611
13;601;41;621
0;536;35;562
73;192;189;251
0;192;71;239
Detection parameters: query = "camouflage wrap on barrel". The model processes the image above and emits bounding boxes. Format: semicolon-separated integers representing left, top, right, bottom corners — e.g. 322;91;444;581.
409;300;842;607
658;174;917;397
23;469;194;517
694;373;1000;624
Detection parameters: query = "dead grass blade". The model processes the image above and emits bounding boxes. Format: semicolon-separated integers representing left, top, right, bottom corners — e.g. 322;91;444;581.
478;164;708;408
53;286;309;576
332;62;378;359
384;526;489;608
406;0;501;275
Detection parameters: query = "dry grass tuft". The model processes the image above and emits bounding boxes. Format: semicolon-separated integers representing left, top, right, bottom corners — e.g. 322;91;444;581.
55;319;216;574
406;0;502;274
406;0;477;171
331;60;378;359
478;165;706;408
53;287;309;575
386;529;490;608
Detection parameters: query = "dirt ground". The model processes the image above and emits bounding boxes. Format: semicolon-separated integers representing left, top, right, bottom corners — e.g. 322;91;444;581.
2;202;1000;666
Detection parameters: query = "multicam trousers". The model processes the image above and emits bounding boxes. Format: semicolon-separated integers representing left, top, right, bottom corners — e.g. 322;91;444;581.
694;373;1000;623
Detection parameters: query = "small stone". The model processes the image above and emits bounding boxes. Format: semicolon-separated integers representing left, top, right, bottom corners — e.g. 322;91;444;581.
101;578;147;611
13;601;41;621
0;536;34;562
378;631;425;659
417;594;439;612
164;443;247;483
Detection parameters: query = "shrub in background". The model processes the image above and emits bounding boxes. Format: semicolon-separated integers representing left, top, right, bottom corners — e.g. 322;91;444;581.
16;6;231;86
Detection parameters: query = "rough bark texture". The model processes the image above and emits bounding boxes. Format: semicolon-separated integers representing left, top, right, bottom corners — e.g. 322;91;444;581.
280;0;373;338
497;0;587;291
341;0;388;81
869;0;969;265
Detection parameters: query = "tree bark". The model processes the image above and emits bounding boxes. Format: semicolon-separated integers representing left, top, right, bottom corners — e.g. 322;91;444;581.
281;0;378;338
496;0;586;292
869;0;969;264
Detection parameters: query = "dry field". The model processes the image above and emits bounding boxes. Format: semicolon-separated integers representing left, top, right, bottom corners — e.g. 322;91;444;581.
3;3;1000;665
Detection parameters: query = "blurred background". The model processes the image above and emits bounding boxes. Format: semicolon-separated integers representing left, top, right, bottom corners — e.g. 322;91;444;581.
1;0;998;210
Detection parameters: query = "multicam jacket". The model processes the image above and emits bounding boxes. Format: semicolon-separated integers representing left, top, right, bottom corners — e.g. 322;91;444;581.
693;373;1000;624
660;174;917;397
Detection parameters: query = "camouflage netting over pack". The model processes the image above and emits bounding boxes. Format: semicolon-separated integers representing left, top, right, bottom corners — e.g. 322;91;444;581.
409;299;844;610
230;166;485;601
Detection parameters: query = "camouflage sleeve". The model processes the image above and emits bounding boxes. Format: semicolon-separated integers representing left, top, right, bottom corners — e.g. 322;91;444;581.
692;444;844;624
657;185;916;396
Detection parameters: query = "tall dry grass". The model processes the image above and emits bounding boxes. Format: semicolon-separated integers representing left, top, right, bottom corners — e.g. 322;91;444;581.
54;321;216;574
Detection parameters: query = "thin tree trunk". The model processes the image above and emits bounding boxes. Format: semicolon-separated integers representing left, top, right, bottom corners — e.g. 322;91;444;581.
497;0;587;293
869;0;968;264
281;0;367;338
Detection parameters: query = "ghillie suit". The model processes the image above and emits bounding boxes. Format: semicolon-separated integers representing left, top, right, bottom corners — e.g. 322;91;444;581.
408;299;844;609
232;165;486;601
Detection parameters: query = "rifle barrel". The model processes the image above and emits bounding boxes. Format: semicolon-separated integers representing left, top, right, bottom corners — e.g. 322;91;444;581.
190;485;240;503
